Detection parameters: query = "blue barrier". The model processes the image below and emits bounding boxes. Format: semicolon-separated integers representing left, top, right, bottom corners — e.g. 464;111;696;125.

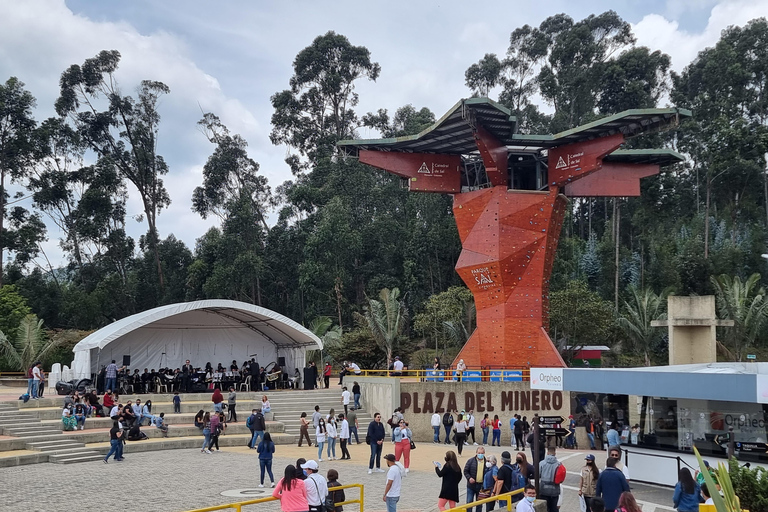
425;370;444;382
462;370;482;382
489;370;523;382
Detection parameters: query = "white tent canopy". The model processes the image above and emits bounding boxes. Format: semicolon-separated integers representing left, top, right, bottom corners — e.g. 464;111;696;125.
70;300;322;379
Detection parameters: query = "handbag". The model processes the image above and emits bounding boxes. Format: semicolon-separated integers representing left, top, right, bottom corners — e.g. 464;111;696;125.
478;489;492;500
409;439;416;450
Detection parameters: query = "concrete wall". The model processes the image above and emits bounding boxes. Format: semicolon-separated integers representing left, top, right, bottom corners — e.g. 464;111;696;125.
355;377;399;419
397;381;570;443
667;295;718;365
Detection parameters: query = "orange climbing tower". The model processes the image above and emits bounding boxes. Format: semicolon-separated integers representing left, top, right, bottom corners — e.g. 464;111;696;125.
339;99;689;369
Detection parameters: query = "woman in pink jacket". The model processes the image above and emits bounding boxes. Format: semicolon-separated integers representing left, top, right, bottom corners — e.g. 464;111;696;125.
272;464;308;512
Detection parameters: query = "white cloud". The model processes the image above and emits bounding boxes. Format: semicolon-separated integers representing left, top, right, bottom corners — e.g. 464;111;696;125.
634;0;768;73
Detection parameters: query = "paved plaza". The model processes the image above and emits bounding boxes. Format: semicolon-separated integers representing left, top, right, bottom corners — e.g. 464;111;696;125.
0;438;675;512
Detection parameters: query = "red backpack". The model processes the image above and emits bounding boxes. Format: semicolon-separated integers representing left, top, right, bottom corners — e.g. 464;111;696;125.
554;463;566;484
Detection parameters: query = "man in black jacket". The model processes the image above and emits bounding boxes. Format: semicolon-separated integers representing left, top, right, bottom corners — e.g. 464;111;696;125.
463;446;488;512
443;411;454;444
367;413;386;474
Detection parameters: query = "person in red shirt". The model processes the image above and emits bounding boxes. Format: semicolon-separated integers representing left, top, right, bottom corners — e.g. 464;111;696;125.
323;363;332;389
103;390;115;410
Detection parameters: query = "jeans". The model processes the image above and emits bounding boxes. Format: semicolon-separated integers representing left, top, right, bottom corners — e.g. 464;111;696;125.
433;425;441;443
251;430;264;448
369;441;382;469
543;495;558;512
566;429;575;448
327;437;337;458
587;433;596;449
350;426;359;443
26;378;34;397
105;438;121;461
259;458;274;484
492;429;501;446
444;425;452;443
174;402;181;413
117;438;124;459
385;496;399;512
482;427;489;445
75;415;86;427
214;402;223;413
317;441;325;460
466;486;484;512
354;393;361;409
228;404;237;422
202;428;211;450
31;380;39;399
105;377;117;394
38;381;45;397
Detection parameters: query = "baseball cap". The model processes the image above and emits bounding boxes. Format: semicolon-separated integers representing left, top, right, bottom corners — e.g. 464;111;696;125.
383;454;396;462
585;454;595;461
301;460;319;470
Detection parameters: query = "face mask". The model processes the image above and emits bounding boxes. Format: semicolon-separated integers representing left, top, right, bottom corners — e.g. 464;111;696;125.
516;458;522;464
526;497;536;503
485;462;492;468
303;470;308;476
477;453;484;460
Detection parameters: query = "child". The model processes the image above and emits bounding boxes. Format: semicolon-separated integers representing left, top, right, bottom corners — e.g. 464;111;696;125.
327;469;345;512
154;412;169;436
173;392;181;413
516;485;537;512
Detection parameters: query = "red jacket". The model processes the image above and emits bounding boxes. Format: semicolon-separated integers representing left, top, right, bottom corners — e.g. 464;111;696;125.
324;365;332;377
103;394;115;408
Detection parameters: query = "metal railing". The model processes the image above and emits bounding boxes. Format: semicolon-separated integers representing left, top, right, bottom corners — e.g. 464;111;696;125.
444;489;525;512
353;368;530;382
183;483;364;512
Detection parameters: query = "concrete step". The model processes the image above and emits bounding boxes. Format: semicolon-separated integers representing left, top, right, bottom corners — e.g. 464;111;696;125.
13;429;64;437
49;451;104;464
31;444;88;453
27;441;85;451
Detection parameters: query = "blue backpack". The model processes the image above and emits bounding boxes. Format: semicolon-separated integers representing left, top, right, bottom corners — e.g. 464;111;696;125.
246;414;255;430
504;463;527;494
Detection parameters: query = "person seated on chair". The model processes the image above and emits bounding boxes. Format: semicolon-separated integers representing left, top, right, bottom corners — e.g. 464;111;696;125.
259;367;267;390
230;360;239;372
141;368;153;393
132;369;142;392
154;412;169;436
88;390;104;417
290;368;302;389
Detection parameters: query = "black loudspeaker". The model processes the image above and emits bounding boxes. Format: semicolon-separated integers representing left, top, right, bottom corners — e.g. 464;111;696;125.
278;357;286;367
123;355;131;366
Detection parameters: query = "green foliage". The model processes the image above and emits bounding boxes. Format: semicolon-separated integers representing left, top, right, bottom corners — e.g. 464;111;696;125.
729;456;768;512
549;280;615;360
363;287;408;368
324;324;385;370
711;273;768;361
465;54;503;97
0;285;31;341
617;286;671;365
0;314;64;371
413;286;474;354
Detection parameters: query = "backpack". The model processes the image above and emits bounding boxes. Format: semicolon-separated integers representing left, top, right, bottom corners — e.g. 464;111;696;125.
246;414;255;430
480;418;487;429
554;463;566;484
506;464;526;493
444;413;454;426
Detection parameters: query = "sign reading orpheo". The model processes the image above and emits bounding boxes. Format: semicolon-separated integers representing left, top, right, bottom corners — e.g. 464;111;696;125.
530;368;564;391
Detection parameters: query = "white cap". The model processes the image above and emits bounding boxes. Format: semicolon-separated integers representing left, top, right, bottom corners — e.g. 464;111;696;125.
301;460;319;470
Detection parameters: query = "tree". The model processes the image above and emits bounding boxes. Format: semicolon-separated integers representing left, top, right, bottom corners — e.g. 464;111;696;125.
362;104;435;138
598;47;671;115
538;11;635;131
499;25;549;131
270;31;380;173
413;286;474;353
30;117;128;278
0;77;46;286
464;53;503;97
549;280;615;361
363;287;408;369
617;286;671;365
0;284;31;342
56;50;171;290
0;314;63;372
711;273;768;361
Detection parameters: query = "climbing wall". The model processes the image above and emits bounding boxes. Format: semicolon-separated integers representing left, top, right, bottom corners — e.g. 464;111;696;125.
452;186;567;369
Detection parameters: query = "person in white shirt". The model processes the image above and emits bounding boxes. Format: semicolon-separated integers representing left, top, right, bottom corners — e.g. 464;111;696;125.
339;414;351;460
110;404;120;418
467;411;477;445
383;454;402;512
341;387;351;415
326;418;338;460
516;485;537;512
348;362;361;374
302;460;328;511
31;362;42;399
431;412;442;444
392;357;404;376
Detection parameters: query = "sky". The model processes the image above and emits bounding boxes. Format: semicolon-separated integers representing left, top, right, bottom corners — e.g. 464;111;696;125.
1;0;768;268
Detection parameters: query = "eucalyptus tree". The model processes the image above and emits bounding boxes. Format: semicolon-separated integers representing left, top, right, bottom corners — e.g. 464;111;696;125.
270;31;381;174
464;53;503;97
55;50;171;289
0;77;46;285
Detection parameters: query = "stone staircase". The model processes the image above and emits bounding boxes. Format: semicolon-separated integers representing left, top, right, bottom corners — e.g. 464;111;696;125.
268;389;374;439
0;402;103;463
